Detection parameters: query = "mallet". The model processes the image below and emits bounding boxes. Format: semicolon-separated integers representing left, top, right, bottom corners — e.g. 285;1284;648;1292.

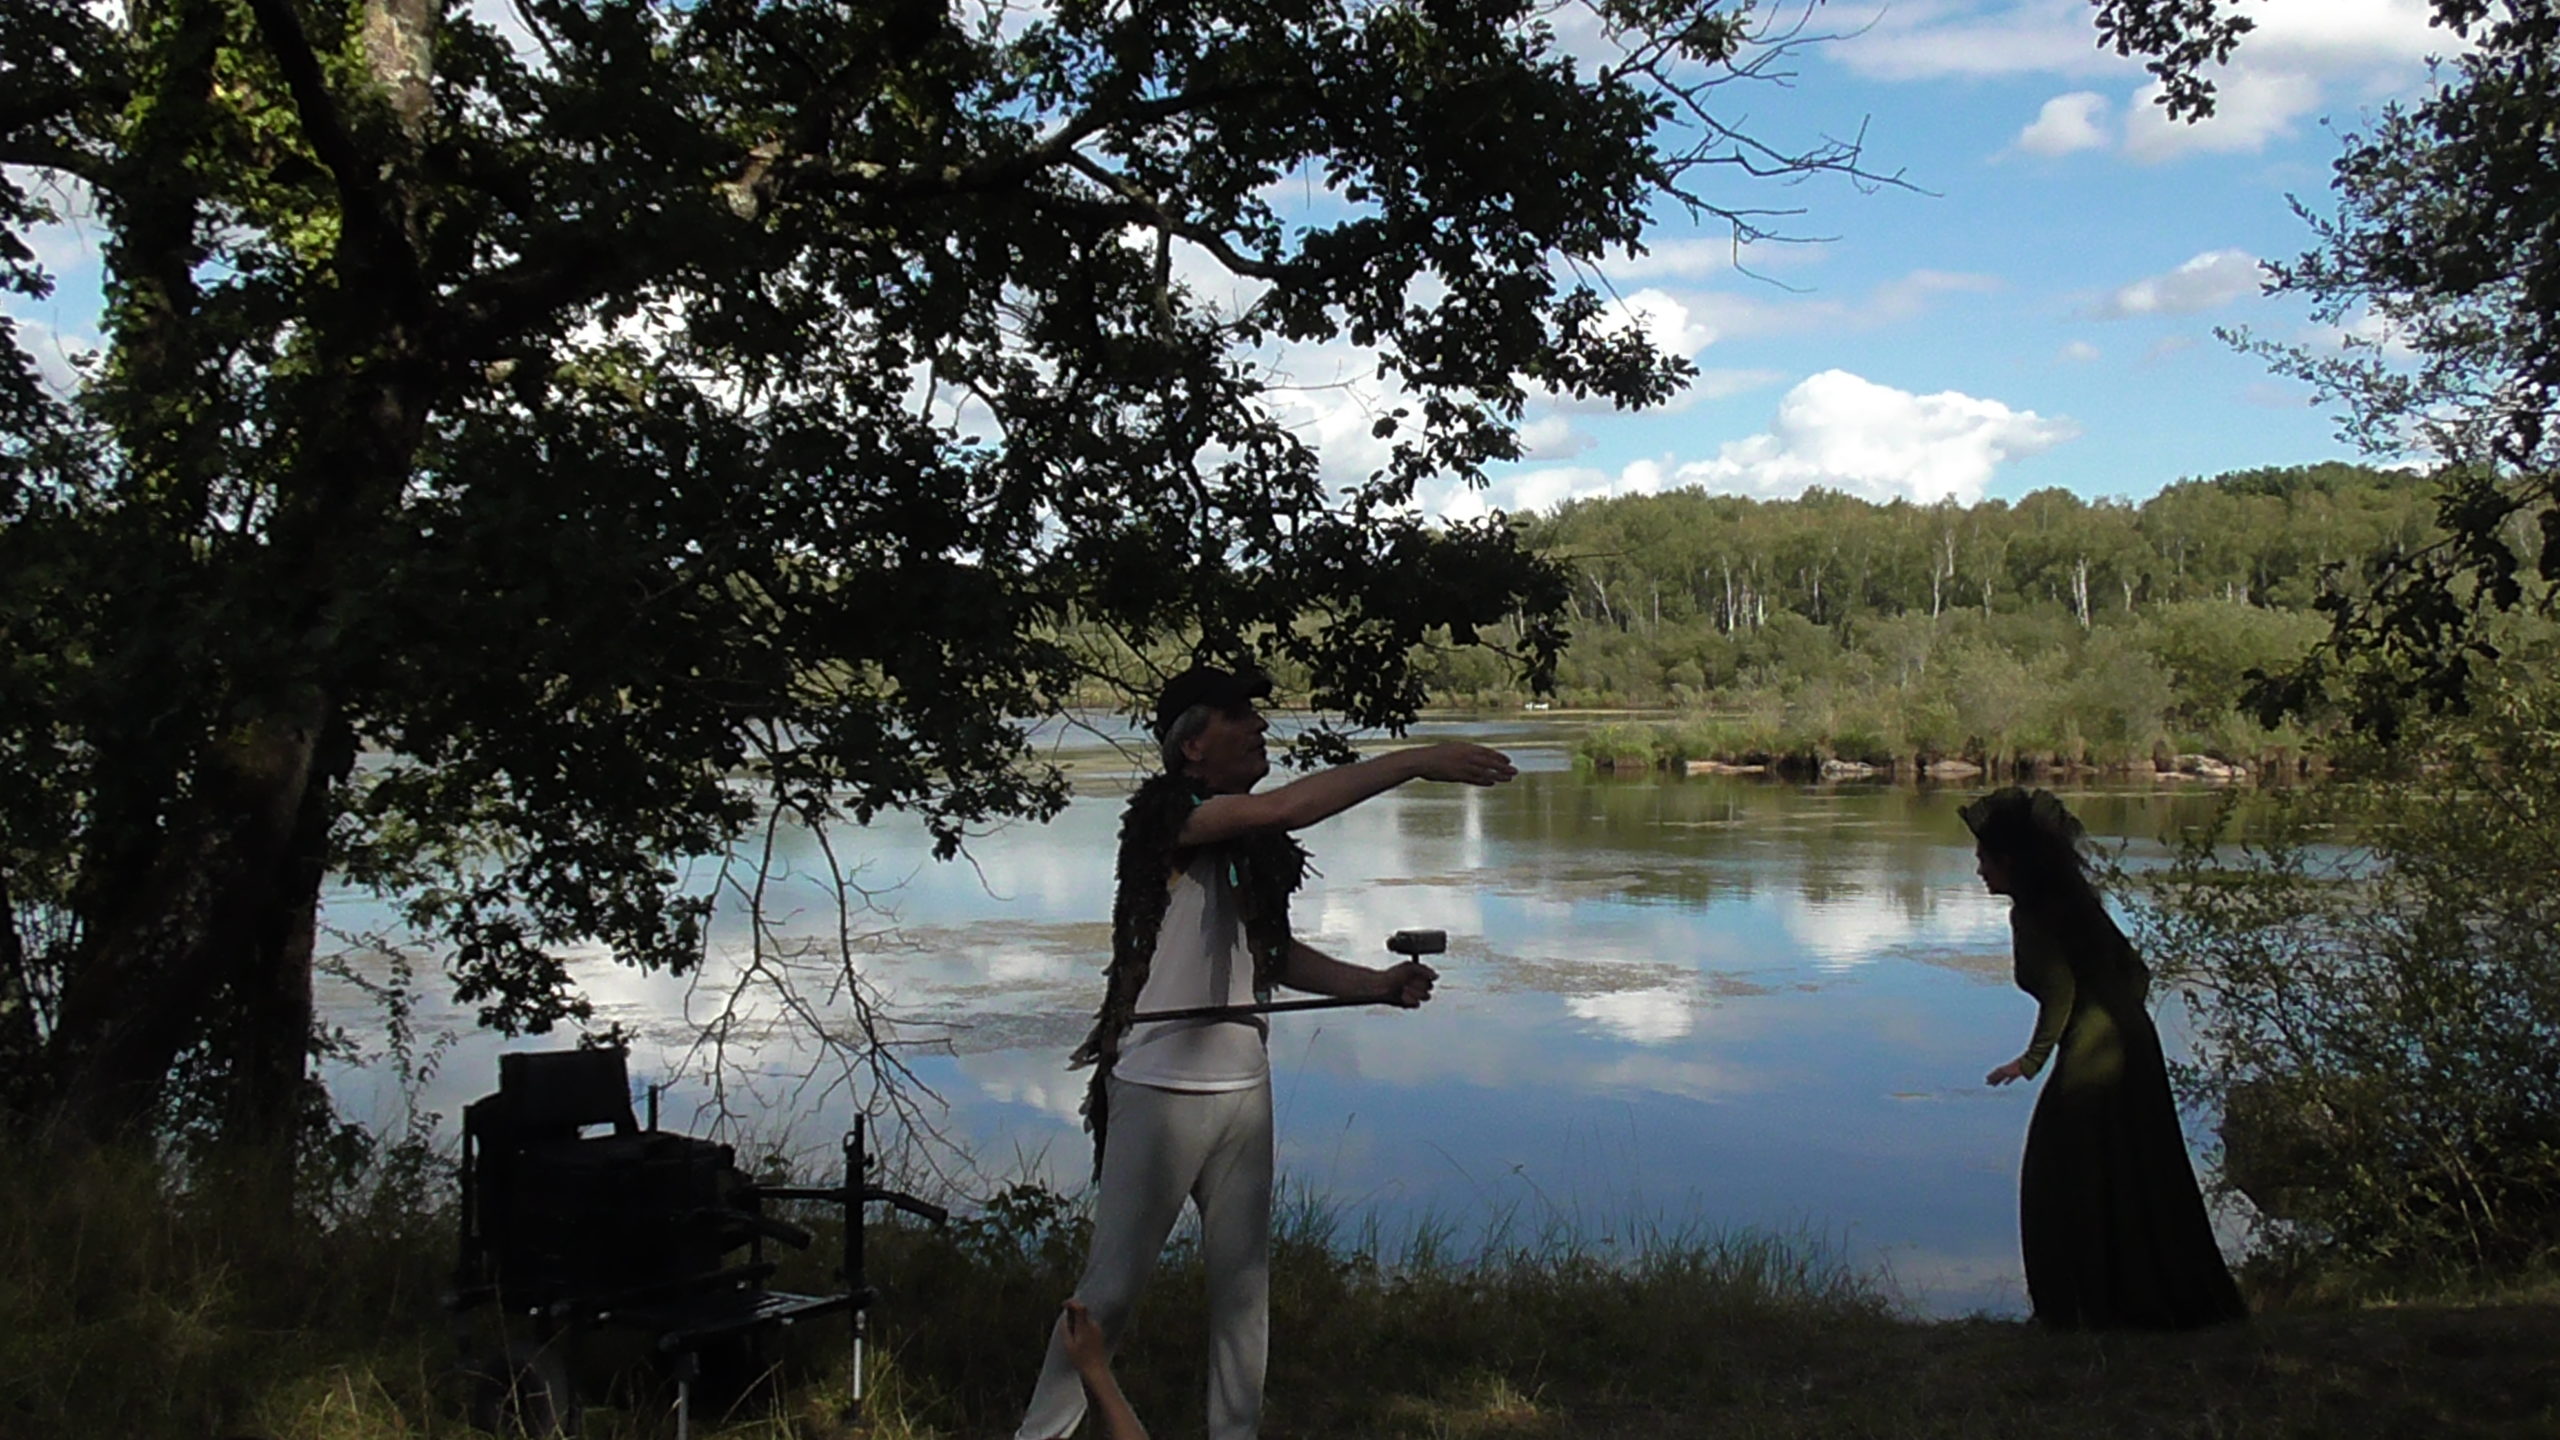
1129;929;1447;1024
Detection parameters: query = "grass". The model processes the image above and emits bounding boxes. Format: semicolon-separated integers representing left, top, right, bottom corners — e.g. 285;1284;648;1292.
6;1140;2558;1440
1568;711;2319;779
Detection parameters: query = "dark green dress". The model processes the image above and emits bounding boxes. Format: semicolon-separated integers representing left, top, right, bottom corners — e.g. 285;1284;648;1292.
2011;902;2248;1330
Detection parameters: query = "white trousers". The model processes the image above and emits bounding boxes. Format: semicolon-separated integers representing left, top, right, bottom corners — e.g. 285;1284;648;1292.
1015;1075;1274;1440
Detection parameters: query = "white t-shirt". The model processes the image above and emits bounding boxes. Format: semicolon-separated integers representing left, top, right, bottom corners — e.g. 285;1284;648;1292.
1112;852;1271;1093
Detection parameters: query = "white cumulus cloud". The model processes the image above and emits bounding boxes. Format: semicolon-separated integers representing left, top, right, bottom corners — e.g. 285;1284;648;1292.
2120;1;2454;160
1872;270;2005;321
1677;370;2078;504
1597;236;1743;283
1590;271;2003;366
1831;0;2122;82
1515;414;1592;461
2305;305;2423;361
1599;286;1722;361
2100;248;2265;317
4;312;101;396
2243;0;2453;73
2015;91;2113;156
1839;0;2447;83
1691;367;1789;401
3;169;103;279
1466;370;2078;516
2122;66;2324;160
1834;0;2453;163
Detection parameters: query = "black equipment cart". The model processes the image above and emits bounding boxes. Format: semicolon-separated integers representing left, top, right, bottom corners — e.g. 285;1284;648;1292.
446;1047;944;1437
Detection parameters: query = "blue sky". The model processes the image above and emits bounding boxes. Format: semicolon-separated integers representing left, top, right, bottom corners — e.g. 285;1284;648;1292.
5;0;2456;520
1408;0;2458;518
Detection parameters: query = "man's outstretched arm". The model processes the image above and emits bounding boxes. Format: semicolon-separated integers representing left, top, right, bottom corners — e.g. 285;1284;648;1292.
1176;742;1514;848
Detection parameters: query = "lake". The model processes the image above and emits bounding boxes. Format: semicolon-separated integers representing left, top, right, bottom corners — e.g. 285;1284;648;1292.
316;716;2254;1319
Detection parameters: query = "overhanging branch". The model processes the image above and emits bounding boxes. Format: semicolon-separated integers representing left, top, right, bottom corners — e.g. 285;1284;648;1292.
0;138;111;190
239;0;423;303
1060;152;1291;282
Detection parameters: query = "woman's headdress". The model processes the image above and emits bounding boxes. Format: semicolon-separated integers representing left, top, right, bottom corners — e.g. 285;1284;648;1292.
1957;786;2086;856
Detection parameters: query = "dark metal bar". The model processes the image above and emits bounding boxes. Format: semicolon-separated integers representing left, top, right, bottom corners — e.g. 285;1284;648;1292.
846;1118;866;1409
754;1184;849;1202
1129;994;1386;1025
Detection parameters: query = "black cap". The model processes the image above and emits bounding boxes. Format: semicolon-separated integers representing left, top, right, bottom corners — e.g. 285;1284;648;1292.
1151;664;1273;739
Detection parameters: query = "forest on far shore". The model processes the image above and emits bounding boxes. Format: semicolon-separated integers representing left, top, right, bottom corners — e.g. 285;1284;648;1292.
1398;462;2444;769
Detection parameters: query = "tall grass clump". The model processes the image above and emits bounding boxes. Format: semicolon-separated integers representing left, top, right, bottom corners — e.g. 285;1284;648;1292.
0;1128;461;1440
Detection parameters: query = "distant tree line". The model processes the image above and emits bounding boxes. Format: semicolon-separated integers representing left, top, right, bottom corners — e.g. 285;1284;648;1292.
1533;462;2431;631
1411;463;2451;769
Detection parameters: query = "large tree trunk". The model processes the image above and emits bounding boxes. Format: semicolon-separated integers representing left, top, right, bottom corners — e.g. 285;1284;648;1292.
225;715;353;1151
35;0;446;1164
48;703;331;1144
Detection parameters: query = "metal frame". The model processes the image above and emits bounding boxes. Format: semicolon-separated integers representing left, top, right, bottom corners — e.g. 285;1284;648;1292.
446;1049;945;1436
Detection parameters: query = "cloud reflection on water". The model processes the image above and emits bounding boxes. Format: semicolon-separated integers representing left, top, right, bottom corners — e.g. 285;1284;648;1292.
316;730;2250;1318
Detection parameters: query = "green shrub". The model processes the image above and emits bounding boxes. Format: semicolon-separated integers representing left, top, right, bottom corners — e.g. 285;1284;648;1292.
2128;661;2560;1292
1571;722;1662;767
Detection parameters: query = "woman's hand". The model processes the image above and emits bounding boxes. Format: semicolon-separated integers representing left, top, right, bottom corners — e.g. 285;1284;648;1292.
1985;1058;2028;1087
1060;1298;1149;1440
1061;1299;1109;1378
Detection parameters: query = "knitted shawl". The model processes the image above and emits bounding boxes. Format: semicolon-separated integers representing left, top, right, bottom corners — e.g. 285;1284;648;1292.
1069;769;1310;1173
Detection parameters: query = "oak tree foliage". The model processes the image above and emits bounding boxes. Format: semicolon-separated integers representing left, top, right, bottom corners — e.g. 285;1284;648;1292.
2095;0;2560;737
0;0;1871;1148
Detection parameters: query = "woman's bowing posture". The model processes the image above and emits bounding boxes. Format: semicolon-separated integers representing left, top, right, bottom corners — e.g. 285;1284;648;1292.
1965;787;2248;1331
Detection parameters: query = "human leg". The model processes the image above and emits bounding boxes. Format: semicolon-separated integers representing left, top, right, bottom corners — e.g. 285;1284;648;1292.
1014;1080;1214;1440
1192;1080;1273;1440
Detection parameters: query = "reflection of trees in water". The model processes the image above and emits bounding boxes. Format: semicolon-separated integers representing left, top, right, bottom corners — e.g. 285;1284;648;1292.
1456;771;2288;978
311;763;2285;1194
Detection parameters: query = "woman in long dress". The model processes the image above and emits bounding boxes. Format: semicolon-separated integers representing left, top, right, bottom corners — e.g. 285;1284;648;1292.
1963;787;2248;1330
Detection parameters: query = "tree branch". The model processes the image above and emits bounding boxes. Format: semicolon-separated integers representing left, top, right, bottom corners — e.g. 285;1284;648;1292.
1059;152;1291;282
442;234;631;359
239;0;423;303
807;79;1291;200
0;139;112;190
450;83;1294;359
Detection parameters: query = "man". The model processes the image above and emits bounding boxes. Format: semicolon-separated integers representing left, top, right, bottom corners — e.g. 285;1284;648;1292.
1014;664;1517;1440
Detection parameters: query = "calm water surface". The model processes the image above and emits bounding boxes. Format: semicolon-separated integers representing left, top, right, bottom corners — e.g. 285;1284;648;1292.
317;718;2254;1318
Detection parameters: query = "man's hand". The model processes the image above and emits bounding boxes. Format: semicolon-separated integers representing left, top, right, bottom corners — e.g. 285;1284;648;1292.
1377;959;1438;1008
1411;742;1517;787
1985;1058;2028;1087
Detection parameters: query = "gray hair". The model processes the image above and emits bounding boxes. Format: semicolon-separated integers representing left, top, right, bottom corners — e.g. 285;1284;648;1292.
1159;702;1218;773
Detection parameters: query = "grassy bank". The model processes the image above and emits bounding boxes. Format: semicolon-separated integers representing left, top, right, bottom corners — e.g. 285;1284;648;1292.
7;1144;2557;1440
1567;711;2321;783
